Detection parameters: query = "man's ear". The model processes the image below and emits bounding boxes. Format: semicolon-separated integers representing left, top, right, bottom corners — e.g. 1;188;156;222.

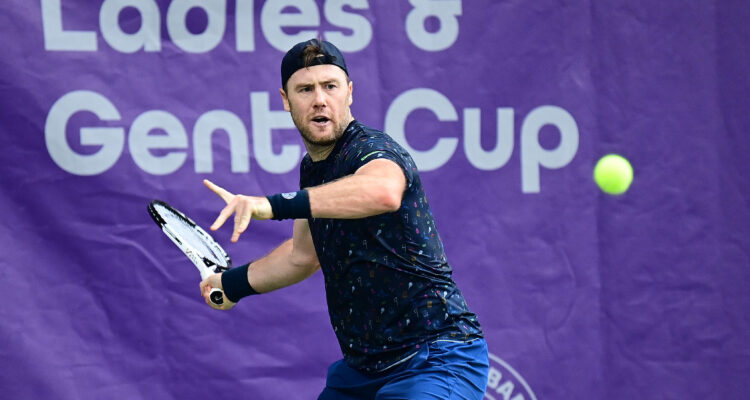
279;88;290;111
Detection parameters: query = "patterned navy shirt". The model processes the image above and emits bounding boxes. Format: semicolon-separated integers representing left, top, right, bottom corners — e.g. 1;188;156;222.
300;120;483;372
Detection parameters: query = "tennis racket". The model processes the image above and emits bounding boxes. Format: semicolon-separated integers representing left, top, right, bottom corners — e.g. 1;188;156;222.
147;199;230;305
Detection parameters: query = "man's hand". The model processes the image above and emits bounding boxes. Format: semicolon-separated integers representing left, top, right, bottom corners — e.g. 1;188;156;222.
203;179;273;242
199;273;237;311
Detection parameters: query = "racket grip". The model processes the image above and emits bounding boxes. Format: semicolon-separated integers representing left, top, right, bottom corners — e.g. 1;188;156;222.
209;288;224;305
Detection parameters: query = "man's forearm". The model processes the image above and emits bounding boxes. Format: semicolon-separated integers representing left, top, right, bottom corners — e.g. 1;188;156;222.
308;175;398;219
244;238;320;293
307;159;406;219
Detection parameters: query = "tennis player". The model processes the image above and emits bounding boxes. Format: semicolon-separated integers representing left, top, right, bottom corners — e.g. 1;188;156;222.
200;38;489;399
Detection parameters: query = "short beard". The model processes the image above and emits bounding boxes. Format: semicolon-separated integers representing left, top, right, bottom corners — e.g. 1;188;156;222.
289;104;348;147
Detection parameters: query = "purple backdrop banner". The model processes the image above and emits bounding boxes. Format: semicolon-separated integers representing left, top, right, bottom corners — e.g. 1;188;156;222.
1;1;749;399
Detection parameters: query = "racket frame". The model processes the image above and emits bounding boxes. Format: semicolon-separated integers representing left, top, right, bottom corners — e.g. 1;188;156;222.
148;200;230;305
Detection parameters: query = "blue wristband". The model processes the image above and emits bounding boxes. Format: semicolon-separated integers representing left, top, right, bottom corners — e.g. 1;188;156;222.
221;263;259;302
267;190;312;220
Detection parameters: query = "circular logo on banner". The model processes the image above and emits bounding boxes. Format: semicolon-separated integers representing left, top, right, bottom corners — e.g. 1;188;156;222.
484;353;537;400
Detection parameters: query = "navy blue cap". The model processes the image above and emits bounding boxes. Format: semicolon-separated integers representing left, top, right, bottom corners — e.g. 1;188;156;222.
281;39;348;89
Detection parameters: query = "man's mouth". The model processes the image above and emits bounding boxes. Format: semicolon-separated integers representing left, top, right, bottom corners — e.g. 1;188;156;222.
311;116;330;125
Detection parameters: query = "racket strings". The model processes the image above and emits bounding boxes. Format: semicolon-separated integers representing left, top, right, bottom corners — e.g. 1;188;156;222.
156;206;227;267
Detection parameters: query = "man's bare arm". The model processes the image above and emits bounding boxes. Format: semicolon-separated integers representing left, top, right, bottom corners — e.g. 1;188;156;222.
308;158;407;219
246;219;320;293
203;158;406;244
200;219;319;309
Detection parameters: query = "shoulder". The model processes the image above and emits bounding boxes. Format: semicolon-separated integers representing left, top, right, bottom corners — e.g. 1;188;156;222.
347;121;407;154
344;121;420;187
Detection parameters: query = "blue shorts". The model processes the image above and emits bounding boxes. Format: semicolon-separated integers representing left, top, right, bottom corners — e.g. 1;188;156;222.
318;339;489;400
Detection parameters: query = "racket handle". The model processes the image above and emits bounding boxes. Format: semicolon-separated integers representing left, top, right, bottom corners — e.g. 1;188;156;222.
209;288;224;305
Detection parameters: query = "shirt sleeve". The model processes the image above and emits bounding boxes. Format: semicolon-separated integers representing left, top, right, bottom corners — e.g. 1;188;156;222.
344;133;416;189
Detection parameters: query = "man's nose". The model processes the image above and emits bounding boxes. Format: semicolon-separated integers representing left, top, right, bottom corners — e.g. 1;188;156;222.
313;86;327;107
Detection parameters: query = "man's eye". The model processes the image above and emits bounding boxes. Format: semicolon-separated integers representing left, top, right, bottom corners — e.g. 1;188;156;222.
299;87;312;93
326;84;337;90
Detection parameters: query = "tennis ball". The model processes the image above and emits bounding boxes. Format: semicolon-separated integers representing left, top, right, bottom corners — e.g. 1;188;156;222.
593;154;633;195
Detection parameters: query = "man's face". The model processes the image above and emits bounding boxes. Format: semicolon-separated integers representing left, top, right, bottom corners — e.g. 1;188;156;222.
280;64;353;147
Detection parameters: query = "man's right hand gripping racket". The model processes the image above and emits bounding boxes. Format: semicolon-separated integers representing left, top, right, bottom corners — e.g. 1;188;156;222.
147;200;230;305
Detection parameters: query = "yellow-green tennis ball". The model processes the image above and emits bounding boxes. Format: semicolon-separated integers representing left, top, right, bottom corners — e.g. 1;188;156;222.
594;154;633;195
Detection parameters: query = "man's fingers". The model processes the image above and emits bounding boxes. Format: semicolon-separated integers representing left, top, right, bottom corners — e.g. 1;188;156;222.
231;215;251;242
203;179;234;203
199;279;211;298
211;202;235;231
205;187;256;241
231;203;252;242
199;274;230;310
237;212;251;236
